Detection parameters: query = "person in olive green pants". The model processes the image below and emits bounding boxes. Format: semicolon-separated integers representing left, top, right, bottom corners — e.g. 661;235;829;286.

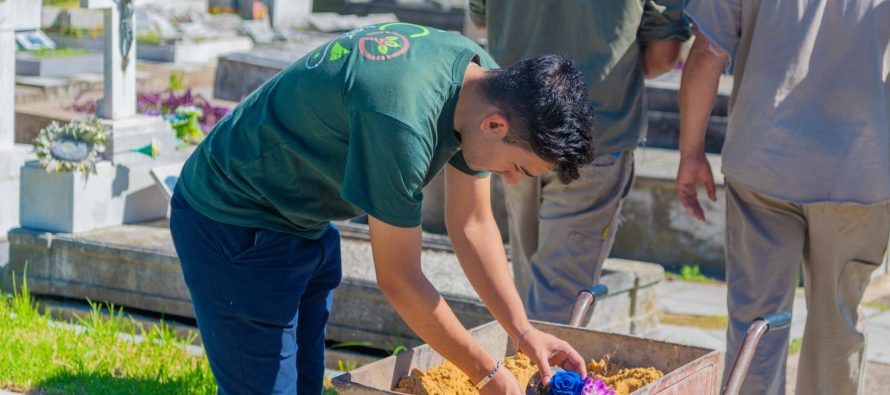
469;0;691;324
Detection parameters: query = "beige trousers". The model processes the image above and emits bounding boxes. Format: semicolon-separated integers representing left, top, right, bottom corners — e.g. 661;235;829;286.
505;151;635;323
724;180;890;395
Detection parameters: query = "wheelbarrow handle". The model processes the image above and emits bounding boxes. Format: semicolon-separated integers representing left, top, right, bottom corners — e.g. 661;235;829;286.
567;284;609;328
758;311;792;331
585;284;610;299
722;311;792;395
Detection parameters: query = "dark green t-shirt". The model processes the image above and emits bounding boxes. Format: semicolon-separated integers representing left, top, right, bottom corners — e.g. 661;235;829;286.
178;23;497;239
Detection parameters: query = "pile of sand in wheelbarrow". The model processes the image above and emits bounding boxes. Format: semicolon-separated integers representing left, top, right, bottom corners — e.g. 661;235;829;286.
587;357;664;395
393;353;662;395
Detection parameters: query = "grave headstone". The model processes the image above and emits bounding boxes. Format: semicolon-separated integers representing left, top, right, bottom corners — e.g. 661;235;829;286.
242;19;277;43
82;0;137;120
17;0;177;234
64;7;106;30
0;0;40;235
267;0;312;29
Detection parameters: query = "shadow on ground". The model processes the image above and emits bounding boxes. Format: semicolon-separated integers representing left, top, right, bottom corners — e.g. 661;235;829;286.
24;371;213;395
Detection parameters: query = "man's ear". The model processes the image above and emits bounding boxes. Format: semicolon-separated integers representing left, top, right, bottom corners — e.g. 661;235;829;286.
480;112;509;138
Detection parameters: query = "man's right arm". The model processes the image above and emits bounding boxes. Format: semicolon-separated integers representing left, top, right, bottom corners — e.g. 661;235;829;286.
468;0;486;29
676;32;729;221
368;216;522;394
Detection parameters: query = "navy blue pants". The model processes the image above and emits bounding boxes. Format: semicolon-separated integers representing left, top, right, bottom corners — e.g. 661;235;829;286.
170;189;342;395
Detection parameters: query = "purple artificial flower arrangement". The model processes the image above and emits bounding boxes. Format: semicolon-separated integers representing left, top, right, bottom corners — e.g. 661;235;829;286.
70;89;231;137
547;371;615;395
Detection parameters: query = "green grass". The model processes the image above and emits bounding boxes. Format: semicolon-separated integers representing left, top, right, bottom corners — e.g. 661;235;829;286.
1;274;341;394
42;0;81;8
788;337;803;354
665;264;722;284
55;25;105;39
0;276;216;394
660;313;729;330
137;32;162;46
29;48;90;59
863;300;890;313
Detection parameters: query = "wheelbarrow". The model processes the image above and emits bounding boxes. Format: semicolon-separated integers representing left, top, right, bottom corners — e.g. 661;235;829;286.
525;284;792;395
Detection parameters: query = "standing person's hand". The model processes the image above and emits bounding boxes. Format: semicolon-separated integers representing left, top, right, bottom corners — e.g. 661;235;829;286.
479;367;524;395
676;154;717;221
517;328;587;387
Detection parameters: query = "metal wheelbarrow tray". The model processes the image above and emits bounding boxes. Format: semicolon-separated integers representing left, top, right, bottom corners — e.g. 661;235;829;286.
333;320;721;394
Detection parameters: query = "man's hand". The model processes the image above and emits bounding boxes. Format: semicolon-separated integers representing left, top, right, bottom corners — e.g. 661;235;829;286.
480;368;523;395
518;329;587;387
676;154;716;222
677;32;728;222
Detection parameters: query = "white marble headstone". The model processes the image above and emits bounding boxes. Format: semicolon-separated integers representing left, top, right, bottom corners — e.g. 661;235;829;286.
268;0;312;29
81;0;137;120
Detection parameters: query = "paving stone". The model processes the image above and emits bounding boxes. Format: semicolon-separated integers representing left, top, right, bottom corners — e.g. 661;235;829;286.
656;280;729;317
647;323;726;351
867;312;890;365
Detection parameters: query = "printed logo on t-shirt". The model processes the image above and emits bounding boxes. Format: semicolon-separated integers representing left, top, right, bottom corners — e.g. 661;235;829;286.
305;22;443;69
358;31;410;60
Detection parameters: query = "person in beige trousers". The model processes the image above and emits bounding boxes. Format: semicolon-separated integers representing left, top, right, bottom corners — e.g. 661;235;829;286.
678;0;890;394
469;0;691;325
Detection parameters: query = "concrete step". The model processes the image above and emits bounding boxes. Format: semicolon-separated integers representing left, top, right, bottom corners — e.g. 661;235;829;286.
4;220;664;350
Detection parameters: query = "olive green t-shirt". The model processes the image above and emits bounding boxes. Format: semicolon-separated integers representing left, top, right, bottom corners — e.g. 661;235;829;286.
178;23;497;239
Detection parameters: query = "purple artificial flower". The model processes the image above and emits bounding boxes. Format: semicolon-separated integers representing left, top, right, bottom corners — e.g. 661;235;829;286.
582;377;615;395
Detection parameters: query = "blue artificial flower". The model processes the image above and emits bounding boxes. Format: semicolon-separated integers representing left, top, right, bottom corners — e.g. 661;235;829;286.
548;371;585;395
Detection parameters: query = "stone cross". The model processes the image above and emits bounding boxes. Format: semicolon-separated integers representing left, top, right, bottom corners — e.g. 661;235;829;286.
81;0;136;120
0;0;41;149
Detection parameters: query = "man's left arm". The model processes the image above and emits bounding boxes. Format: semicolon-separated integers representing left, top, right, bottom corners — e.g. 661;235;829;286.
639;0;693;78
444;164;586;382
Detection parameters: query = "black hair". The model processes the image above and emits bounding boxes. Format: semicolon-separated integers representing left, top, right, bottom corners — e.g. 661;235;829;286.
480;54;595;183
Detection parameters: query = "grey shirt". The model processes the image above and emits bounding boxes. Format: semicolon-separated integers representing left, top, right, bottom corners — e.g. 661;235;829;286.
470;0;691;154
687;0;890;204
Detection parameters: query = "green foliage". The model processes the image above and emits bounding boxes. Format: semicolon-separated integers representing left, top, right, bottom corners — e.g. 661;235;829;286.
389;333;408;356
30;47;90;59
330;341;373;349
170;106;205;145
863;300;890;312
58;25;104;39
138;31;162;46
680;265;703;281
42;0;81;8
788;337;803;354
336;360;357;372
168;72;185;92
0;273;216;394
665;265;721;284
1;271;343;394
